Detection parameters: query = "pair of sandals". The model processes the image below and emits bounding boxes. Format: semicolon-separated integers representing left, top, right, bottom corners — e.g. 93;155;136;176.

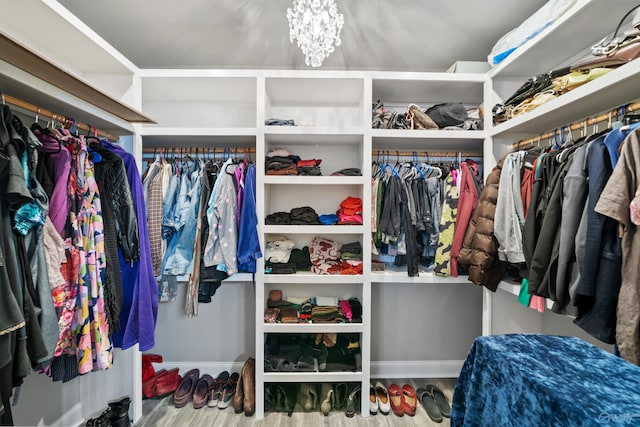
417;384;451;423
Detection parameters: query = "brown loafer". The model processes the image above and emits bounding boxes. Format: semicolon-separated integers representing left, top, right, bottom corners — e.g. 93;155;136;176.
242;358;255;416
232;366;244;413
192;374;214;409
173;369;199;408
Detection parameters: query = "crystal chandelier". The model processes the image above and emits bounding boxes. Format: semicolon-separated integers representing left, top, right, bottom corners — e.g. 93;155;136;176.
287;0;344;67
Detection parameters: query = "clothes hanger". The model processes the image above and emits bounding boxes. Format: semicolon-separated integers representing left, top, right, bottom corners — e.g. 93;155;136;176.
85;136;103;163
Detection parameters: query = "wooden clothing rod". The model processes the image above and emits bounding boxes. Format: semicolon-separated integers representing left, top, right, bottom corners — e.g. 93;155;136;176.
141;147;256;154
142;148;479;157
513;101;640;150
373;150;482;158
1;93;119;142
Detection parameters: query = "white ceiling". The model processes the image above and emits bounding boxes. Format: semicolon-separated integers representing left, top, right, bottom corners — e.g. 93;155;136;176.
59;0;547;72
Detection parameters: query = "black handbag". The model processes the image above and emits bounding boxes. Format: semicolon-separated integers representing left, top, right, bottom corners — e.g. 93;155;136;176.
570;4;640;71
426;102;468;128
492;67;570;124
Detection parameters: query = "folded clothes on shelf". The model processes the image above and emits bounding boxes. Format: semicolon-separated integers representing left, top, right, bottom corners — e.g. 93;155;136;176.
311;306;345;323
314;296;338;306
265;235;296;263
265;159;298;175
331;168;362;176
290;206;321;224
280;307;298;323
267;147;293;157
265;119;296;126
289;246;311;270
297;158;322;176
265;261;296;274
338;260;363;275
337;197;363;224
266;211;291;225
318;213;339;225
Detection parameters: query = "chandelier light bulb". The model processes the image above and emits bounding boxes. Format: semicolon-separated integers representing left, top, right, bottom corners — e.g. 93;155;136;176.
287;0;344;67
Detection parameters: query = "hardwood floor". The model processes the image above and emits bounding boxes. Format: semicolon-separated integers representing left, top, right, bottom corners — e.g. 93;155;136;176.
136;378;455;427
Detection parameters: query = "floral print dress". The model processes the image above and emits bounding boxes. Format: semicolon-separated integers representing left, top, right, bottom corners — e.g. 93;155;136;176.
56;132;112;374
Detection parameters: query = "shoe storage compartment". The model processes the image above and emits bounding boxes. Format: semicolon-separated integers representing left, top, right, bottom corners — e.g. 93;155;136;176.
264;333;363;374
264;381;362;416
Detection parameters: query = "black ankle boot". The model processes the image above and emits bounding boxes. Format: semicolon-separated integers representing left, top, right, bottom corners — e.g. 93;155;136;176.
108;397;131;427
85;408;112;427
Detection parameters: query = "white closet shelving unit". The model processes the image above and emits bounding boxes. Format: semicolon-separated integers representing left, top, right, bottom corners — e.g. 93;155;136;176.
367;73;485;386
256;74;370;418
484;0;640;343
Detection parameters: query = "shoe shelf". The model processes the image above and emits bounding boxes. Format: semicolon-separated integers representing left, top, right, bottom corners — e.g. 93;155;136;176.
263;323;364;334
263;372;363;383
263;176;363;185
263;274;363;284
263;225;364;235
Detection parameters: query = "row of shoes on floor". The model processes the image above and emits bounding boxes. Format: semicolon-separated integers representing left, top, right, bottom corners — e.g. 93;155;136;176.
265;382;362;417
142;357;256;416
85;397;131;427
369;382;451;422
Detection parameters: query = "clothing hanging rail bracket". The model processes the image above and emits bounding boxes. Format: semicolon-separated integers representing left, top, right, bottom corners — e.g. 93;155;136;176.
1;92;120;142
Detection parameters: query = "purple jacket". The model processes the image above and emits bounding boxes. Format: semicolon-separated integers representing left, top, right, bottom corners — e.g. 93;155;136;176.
104;141;158;351
32;128;71;235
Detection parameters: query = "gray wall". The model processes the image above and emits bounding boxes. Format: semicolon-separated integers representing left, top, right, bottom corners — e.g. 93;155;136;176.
152;281;256;363
152;281;482;366
371;283;483;361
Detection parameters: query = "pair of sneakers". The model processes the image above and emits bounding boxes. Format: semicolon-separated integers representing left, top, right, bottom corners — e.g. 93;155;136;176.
369;382;391;415
207;371;240;409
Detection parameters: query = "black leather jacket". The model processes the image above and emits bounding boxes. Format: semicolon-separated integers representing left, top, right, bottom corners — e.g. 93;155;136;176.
92;143;140;262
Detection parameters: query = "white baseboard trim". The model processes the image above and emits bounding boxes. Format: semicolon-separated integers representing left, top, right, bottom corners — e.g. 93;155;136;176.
154;360;463;380
370;360;464;378
51;402;83;427
153;361;246;375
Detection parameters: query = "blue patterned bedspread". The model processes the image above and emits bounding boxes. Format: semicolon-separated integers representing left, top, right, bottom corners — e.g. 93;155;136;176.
452;334;640;426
